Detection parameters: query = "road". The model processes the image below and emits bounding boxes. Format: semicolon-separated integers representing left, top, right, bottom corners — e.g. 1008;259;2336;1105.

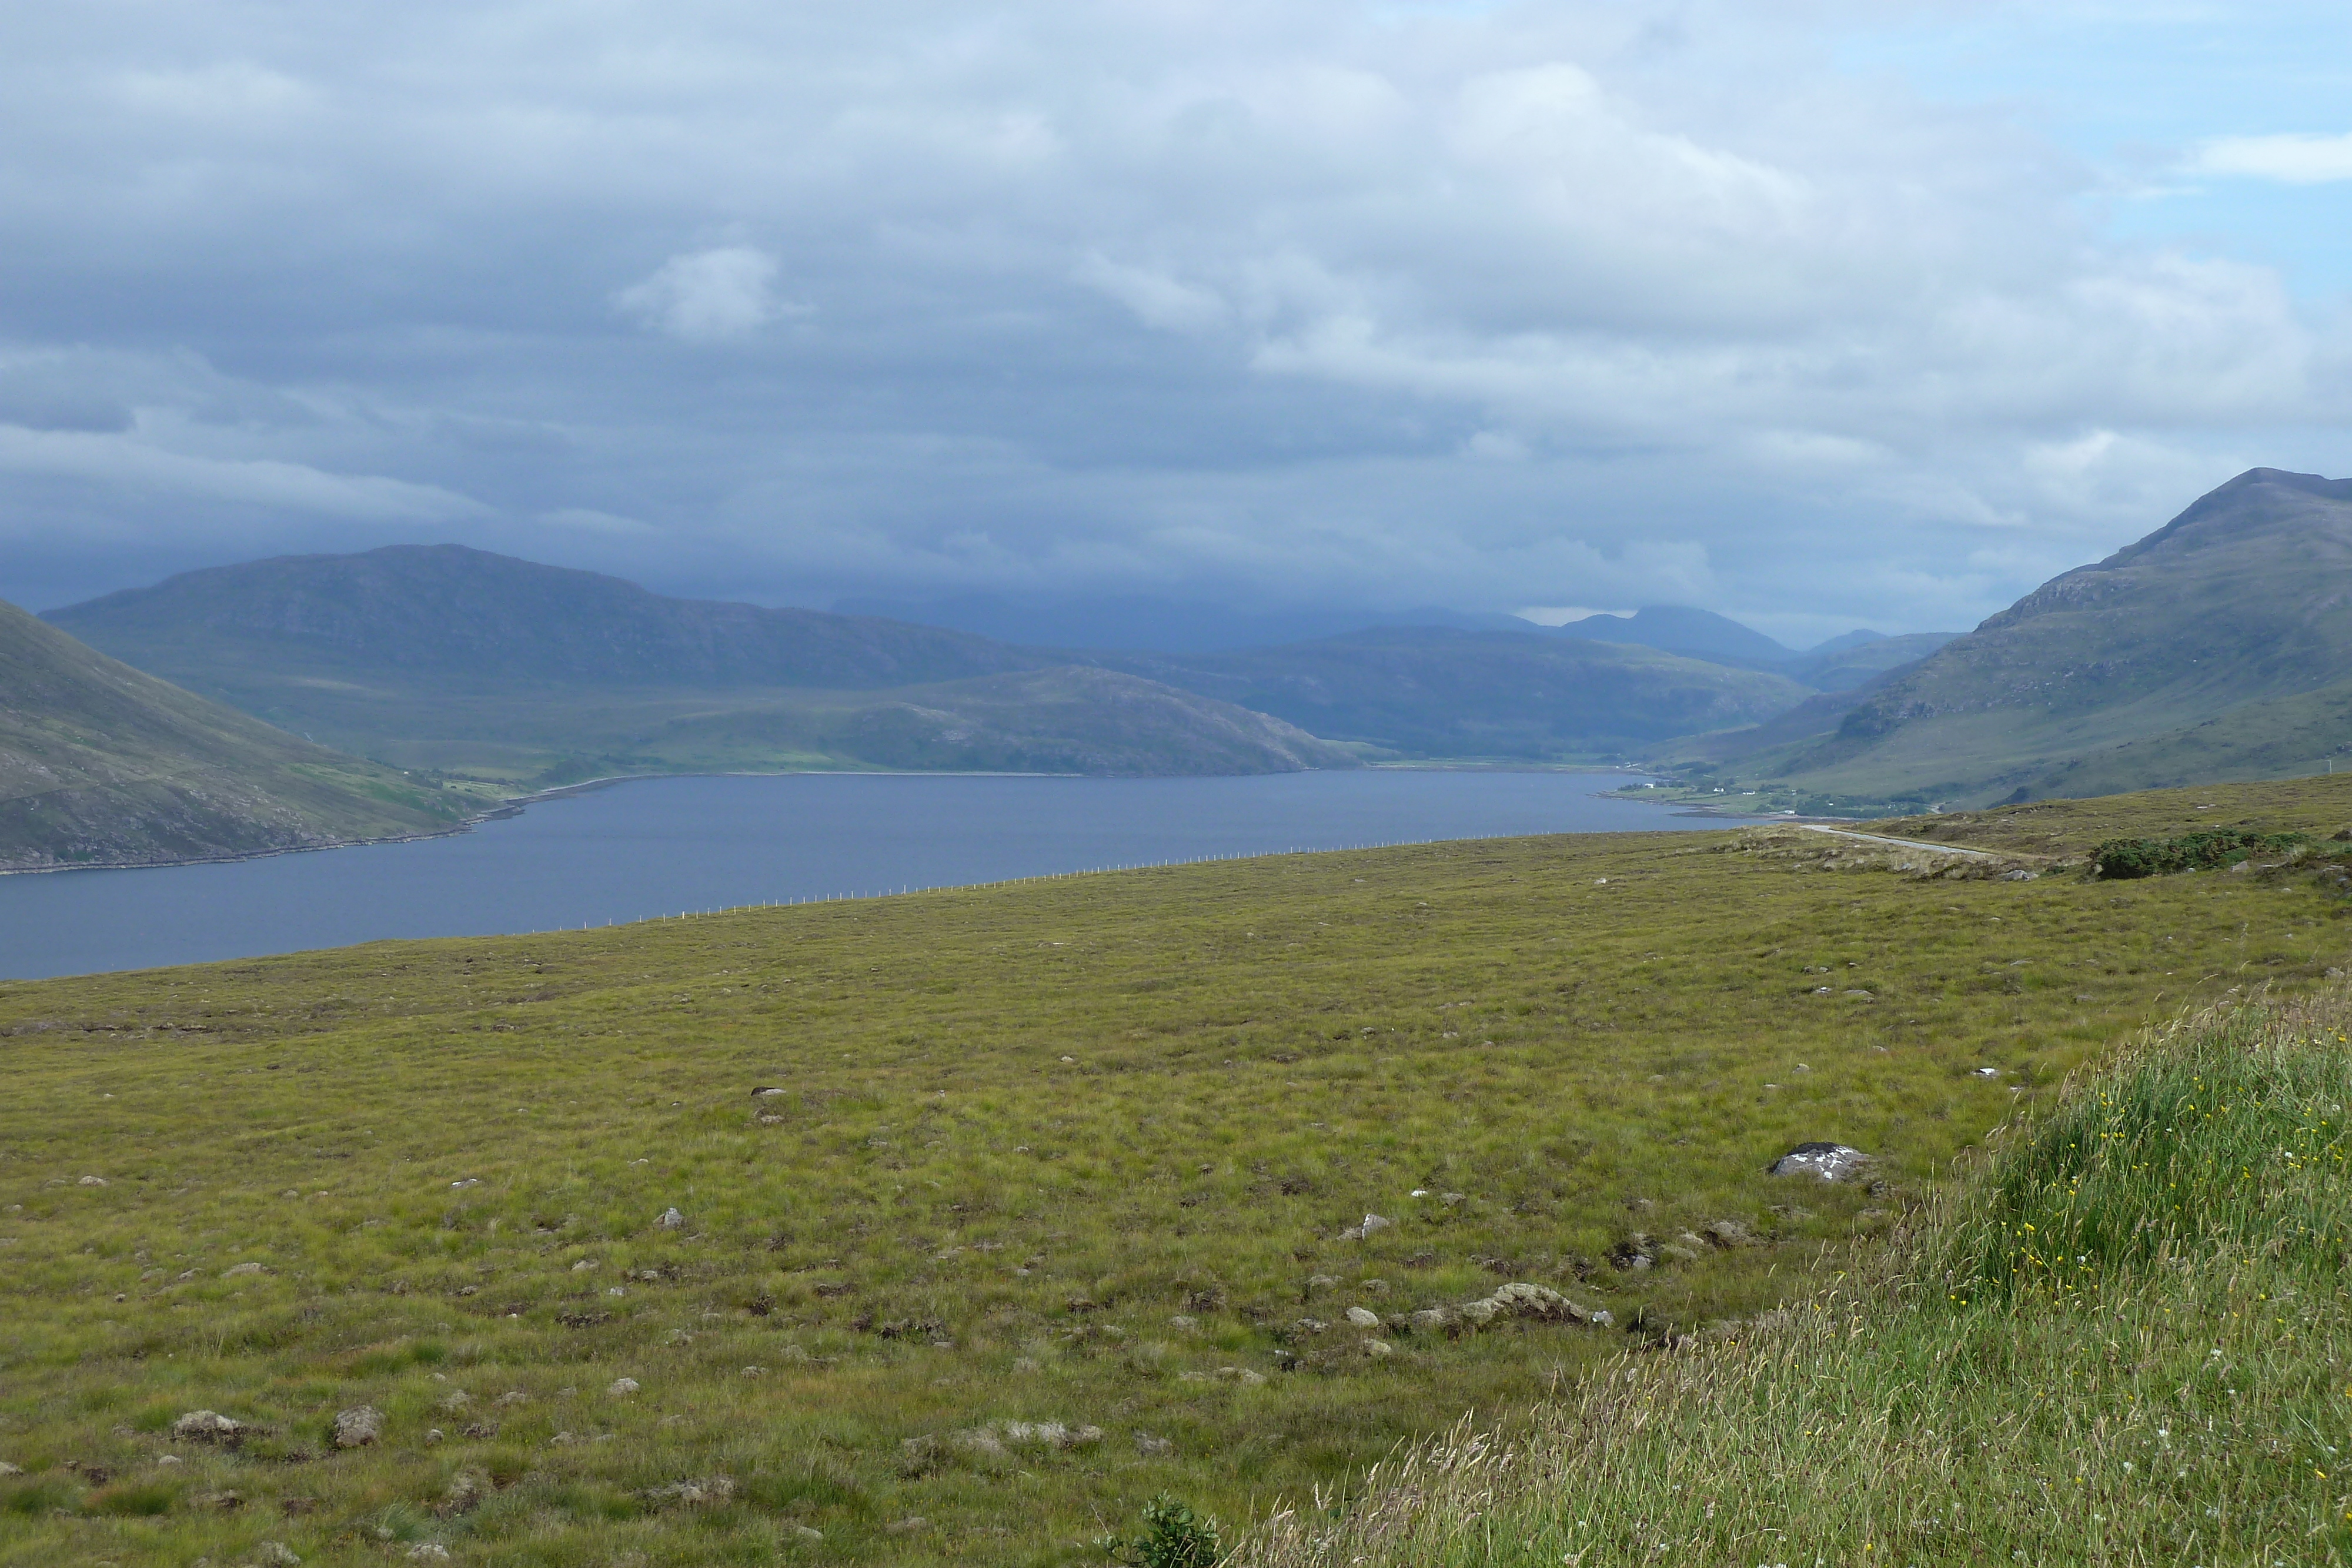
1799;824;1999;860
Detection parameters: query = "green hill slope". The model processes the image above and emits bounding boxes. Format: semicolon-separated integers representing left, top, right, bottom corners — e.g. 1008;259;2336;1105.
1774;467;2352;806
1104;628;1813;758
46;547;1351;781
3;774;2347;1563
0;598;467;872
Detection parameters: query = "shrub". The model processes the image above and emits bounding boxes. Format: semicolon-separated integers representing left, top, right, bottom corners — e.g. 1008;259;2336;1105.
1102;1494;1221;1568
2091;828;2303;879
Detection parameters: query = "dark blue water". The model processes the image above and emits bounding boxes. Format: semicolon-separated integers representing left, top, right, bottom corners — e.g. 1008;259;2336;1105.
0;770;1764;979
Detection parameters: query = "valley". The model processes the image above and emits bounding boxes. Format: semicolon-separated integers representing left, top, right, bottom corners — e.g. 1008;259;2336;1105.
4;774;2348;1564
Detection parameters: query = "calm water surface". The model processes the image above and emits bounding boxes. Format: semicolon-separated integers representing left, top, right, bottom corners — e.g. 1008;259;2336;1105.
0;770;1768;979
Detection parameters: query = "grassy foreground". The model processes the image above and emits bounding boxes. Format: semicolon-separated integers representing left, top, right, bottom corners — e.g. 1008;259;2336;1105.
3;778;2351;1564
1241;991;2352;1566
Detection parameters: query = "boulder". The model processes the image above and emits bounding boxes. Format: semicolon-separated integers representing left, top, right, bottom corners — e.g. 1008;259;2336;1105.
609;1378;640;1396
1344;1306;1382;1328
1700;1219;1755;1249
254;1543;302;1566
332;1406;384;1449
1769;1142;1873;1182
171;1410;246;1445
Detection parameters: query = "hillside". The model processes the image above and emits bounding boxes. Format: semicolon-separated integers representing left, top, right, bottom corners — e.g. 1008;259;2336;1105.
0;597;467;873
5;773;2346;1563
1102;627;1813;758
45;548;1349;782
1774;467;2352;805
51;544;1041;693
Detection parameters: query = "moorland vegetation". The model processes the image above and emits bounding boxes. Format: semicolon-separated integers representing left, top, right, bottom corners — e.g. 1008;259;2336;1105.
5;775;2352;1563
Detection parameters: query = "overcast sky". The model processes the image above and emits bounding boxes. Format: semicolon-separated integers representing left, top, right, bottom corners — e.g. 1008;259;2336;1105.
1;1;2346;641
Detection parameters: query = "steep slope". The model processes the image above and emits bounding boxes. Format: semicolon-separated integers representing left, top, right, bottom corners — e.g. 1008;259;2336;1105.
1785;631;1955;691
1105;627;1812;758
0;599;466;872
1776;468;2352;805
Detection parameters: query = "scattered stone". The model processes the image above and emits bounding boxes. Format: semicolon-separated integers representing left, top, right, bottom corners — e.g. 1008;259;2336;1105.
1998;869;2037;882
172;1410;246;1445
436;1391;470;1414
1134;1430;1174;1456
1363;1339;1395;1357
424;1429;444;1445
221;1262;266;1278
0;1462;24;1476
253;1543;301;1566
190;1489;244;1512
656;1207;685;1230
549;1431;578;1446
493;1390;530;1407
644;1476;736;1507
608;1378;640;1396
78;1175;108;1187
1768;1142;1873;1182
885;1517;930;1535
449;1178;480;1189
1167;1314;1198;1330
332;1406;384;1449
459;1423;499;1440
437;1470;487;1516
1304;1274;1338;1292
1700;1219;1755;1248
792;1524;825;1542
741;1365;765;1378
1345;1306;1382;1329
1339;1212;1394;1241
1213;1366;1268;1385
1658;1243;1699;1263
156;1454;183;1466
406;1547;452;1562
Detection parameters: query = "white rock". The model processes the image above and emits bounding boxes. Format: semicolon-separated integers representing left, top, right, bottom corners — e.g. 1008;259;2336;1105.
1768;1142;1873;1182
608;1377;640;1396
78;1175;108;1187
1345;1306;1382;1328
333;1405;385;1448
406;1547;452;1562
221;1262;265;1278
255;1543;302;1566
656;1207;685;1230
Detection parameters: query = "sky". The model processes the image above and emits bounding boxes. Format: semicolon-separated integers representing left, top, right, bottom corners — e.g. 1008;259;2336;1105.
1;1;2346;644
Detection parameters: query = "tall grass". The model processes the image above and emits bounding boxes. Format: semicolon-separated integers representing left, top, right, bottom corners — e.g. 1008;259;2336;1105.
1241;993;2352;1566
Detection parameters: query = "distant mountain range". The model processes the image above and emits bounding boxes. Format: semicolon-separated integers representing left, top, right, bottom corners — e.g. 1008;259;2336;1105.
1679;467;2352;809
46;546;1355;783
0;597;466;872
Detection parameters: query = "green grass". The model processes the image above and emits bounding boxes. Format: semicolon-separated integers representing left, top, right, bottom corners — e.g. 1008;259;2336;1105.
1241;990;2352;1566
4;777;2351;1563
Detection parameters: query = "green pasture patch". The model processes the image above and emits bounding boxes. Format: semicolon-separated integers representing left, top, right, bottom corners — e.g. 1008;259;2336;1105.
1;780;2349;1563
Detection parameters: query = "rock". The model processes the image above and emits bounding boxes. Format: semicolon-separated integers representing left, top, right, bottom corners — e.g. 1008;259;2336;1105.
255;1543;302;1566
406;1547;452;1561
156;1454;183;1466
886;1517;930;1535
172;1410;246;1445
1700;1219;1755;1248
751;1085;787;1098
741;1365;765;1378
1408;1306;1456;1334
793;1524;825;1542
1999;869;2037;881
1769;1142;1873;1182
1304;1274;1338;1292
1345;1306;1382;1328
437;1471;486;1516
1134;1430;1174;1456
608;1378;640;1396
191;1489;244;1511
656;1207;685;1230
493;1389;529;1407
1338;1212;1395;1241
78;1175;108;1186
1213;1366;1268;1385
1972;1066;2001;1078
333;1406;385;1449
424;1428;444;1444
221;1262;265;1278
436;1391;470;1414
645;1476;737;1507
1167;1314;1198;1330
1658;1244;1699;1263
1362;1339;1395;1358
0;1462;19;1476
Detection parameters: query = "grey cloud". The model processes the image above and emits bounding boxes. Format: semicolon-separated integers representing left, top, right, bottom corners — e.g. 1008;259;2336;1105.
0;2;2342;632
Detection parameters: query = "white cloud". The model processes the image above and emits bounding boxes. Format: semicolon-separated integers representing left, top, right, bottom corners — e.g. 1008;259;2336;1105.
0;423;489;522
2191;132;2352;185
615;247;790;340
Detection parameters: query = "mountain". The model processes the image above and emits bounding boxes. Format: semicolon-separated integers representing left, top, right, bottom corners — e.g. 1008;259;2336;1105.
47;547;1352;783
0;597;466;872
1785;631;1957;692
831;591;1531;654
1548;606;1795;667
1100;627;1812;758
54;544;1040;693
1773;467;2352;805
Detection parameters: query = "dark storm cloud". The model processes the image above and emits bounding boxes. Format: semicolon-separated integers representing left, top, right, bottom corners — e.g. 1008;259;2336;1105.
0;2;2342;635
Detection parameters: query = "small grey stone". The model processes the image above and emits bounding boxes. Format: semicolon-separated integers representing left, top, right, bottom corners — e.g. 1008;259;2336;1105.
1344;1306;1382;1328
254;1543;302;1566
656;1206;685;1230
1768;1142;1873;1182
172;1410;246;1444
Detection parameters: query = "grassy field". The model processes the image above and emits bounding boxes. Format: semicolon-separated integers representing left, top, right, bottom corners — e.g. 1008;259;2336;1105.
4;778;2352;1564
1242;988;2352;1566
